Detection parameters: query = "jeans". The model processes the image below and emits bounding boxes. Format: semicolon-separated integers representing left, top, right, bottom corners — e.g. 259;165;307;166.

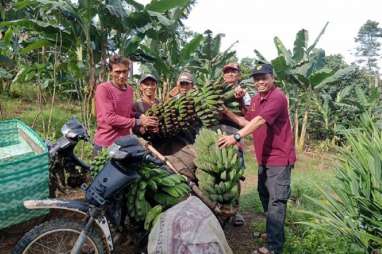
258;165;292;254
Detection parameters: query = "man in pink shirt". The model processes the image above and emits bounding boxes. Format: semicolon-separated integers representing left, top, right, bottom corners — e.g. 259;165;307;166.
218;64;296;254
94;55;158;150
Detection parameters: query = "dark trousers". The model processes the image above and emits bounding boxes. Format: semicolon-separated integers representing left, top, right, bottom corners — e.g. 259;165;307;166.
258;165;292;254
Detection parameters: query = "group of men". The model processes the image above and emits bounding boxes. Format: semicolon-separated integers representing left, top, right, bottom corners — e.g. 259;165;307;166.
93;55;295;254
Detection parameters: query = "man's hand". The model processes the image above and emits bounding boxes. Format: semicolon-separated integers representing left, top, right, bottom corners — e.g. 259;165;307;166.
218;135;237;148
140;114;158;128
234;86;246;99
221;105;229;114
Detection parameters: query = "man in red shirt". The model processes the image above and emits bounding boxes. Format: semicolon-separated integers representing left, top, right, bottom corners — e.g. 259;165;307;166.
94;55;158;150
218;64;296;254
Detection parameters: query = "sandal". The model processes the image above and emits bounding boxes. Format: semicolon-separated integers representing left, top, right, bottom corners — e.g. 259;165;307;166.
252;246;273;254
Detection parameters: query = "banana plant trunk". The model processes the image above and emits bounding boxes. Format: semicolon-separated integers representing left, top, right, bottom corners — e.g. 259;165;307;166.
298;110;309;152
162;79;170;101
82;34;97;128
294;107;299;148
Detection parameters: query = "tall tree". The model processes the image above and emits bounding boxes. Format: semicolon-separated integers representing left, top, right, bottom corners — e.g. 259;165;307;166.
354;20;382;74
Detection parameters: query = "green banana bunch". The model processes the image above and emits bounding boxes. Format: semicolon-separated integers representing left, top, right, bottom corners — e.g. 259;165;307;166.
222;85;242;115
192;83;225;128
90;149;109;178
90;151;191;229
194;128;244;206
144;82;237;138
144;205;163;230
125;162;191;226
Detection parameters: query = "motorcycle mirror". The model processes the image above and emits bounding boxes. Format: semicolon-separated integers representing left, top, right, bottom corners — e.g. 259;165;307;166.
108;143;129;160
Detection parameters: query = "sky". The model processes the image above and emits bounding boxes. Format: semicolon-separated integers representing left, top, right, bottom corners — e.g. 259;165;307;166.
138;0;382;65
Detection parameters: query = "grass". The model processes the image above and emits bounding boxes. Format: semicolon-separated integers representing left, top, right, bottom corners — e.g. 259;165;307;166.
0;94;94;161
239;149;359;253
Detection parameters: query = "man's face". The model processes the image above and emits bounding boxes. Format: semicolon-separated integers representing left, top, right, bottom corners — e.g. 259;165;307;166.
178;81;193;94
140;79;157;97
110;63;129;87
223;68;241;85
253;74;275;93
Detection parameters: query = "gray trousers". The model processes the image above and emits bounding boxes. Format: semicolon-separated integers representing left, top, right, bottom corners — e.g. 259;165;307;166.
258;165;292;254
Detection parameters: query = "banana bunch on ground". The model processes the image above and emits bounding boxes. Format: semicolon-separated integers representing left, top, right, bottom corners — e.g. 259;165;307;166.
90;149;109;178
194;128;243;207
125;162;191;230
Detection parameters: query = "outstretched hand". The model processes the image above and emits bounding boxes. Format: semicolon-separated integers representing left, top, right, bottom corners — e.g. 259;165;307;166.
217;135;236;148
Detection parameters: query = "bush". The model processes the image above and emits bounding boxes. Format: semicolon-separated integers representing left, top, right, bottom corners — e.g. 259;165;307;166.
303;114;382;253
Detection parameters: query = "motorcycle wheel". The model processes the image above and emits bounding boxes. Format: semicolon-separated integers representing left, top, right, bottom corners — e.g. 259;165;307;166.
12;219;106;254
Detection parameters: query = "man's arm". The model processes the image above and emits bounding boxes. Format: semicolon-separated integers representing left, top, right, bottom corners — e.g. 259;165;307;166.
223;107;249;127
217;116;265;148
218;92;284;148
237;116;265;138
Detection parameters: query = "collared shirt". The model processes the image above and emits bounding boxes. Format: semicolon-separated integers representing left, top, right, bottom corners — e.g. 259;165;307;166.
245;86;296;166
94;81;136;147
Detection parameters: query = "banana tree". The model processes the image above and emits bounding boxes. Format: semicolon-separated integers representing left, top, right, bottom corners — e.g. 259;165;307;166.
139;29;237;100
255;23;355;151
1;0;193;127
137;32;203;100
188;30;237;86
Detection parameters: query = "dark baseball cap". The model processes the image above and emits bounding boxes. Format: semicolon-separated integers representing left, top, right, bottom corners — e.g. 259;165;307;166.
250;64;273;77
223;63;240;72
139;74;157;84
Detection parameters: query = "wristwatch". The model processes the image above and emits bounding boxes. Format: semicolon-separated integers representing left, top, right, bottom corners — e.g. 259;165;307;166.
233;133;241;142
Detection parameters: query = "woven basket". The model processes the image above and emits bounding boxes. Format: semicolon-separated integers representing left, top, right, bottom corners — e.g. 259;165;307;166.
0;119;49;229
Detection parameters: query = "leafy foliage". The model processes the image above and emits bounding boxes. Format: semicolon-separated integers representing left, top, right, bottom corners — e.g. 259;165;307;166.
303;115;382;253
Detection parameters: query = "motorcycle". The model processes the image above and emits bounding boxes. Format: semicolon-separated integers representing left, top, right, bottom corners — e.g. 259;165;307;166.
12;135;169;254
47;117;91;195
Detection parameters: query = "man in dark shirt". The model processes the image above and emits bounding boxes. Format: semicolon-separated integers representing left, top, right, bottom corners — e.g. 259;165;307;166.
218;64;296;254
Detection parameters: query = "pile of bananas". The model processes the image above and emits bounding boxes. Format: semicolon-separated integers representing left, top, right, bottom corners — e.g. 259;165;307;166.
125;163;190;230
145;82;238;138
89;153;190;230
194;128;243;206
145;95;197;138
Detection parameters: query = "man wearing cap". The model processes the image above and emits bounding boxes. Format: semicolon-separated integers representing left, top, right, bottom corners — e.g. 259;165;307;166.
220;63;252;227
218;64;296;254
167;71;195;100
93;55;158;152
134;74;161;115
222;63;252;114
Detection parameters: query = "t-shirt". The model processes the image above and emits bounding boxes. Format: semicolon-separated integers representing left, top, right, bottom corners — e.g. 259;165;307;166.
133;98;161;115
94;81;136;147
245;86;296;166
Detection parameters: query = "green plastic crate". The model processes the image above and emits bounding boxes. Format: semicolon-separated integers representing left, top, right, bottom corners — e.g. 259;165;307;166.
0;119;49;229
